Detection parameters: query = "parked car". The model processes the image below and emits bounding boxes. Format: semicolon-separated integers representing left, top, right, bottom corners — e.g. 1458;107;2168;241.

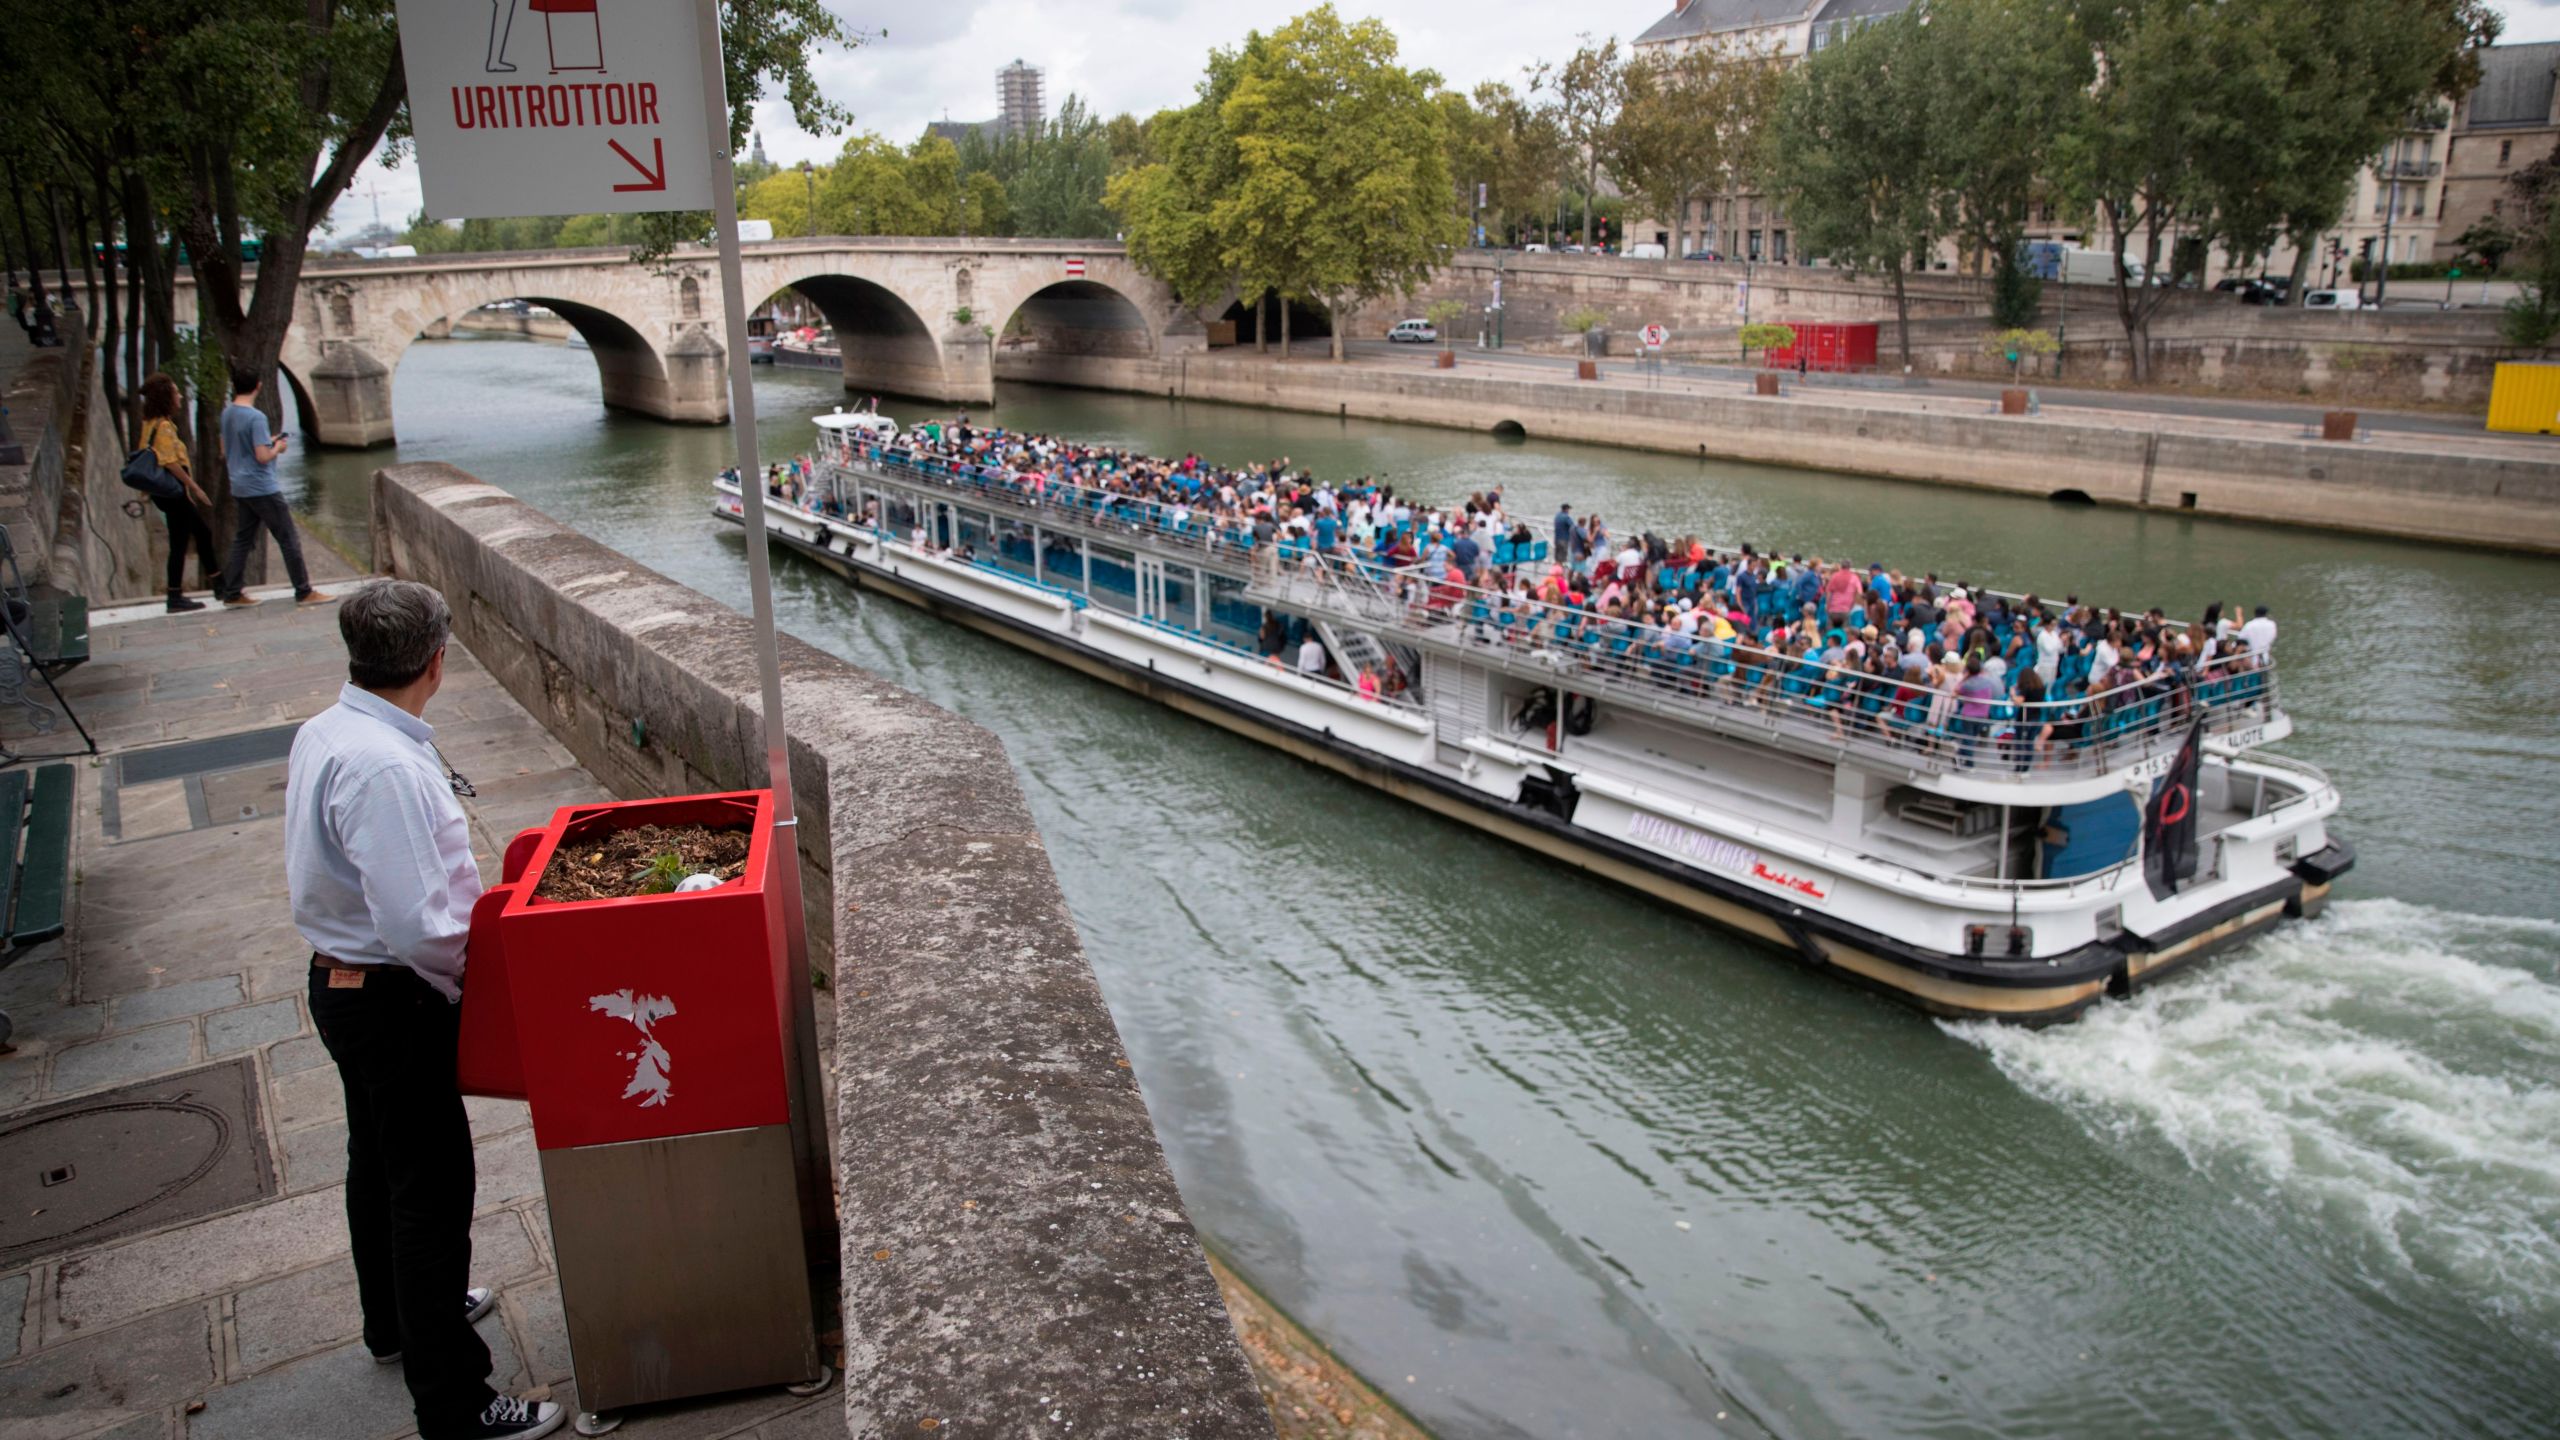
1387;318;1440;343
1522;243;1551;253
2303;288;2368;311
1622;242;1668;260
2060;247;2147;286
1682;250;1723;262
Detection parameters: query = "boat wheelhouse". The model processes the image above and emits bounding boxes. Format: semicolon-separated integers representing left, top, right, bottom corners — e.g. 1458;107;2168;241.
714;418;2351;1023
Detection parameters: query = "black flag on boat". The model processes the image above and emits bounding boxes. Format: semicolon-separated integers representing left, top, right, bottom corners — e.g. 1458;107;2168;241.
2143;718;2205;900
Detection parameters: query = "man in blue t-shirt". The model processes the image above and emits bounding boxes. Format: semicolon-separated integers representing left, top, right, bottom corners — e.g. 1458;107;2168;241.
217;369;328;607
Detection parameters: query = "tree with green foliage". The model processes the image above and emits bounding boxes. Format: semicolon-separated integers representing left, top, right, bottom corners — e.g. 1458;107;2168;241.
0;0;853;581
1605;46;1782;261
1215;5;1462;361
1528;36;1624;250
1107;38;1262;335
2503;199;2560;349
1002;97;1117;238
1769;6;1940;370
1913;0;2089;327
2062;0;2473;370
1461;82;1569;246
1737;323;1796;364
2457;214;2520;274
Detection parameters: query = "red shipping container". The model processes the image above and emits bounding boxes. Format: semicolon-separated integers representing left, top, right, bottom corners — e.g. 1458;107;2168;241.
457;790;791;1152
1764;322;1880;373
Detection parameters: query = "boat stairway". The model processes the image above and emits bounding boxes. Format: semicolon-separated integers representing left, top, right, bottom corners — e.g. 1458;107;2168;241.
1315;620;1402;694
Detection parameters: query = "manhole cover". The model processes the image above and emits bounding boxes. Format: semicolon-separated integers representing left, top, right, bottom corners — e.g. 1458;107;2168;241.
0;1059;274;1268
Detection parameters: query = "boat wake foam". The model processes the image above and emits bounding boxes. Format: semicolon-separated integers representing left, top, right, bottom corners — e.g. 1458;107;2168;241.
1946;898;2560;1354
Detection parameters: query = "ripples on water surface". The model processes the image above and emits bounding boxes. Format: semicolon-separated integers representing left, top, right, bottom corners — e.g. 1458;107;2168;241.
288;339;2560;1438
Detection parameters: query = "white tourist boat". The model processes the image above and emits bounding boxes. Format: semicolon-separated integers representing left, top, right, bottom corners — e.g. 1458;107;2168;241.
715;411;2351;1023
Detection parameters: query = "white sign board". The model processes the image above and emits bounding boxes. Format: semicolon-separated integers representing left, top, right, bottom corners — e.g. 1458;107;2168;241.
1640;323;1669;350
395;0;715;219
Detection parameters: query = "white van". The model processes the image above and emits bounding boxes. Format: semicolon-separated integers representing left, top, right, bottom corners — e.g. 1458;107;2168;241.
1622;242;1668;260
1387;318;1439;343
2302;288;2368;311
2060;247;2147;286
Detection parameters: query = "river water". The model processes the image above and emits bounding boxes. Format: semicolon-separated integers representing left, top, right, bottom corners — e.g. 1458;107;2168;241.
285;335;2560;1440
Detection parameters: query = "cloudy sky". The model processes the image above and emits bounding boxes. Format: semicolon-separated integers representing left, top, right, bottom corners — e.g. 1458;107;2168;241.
330;0;2560;237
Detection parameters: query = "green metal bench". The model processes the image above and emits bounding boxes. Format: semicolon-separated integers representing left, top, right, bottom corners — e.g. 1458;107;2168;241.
0;763;75;1049
0;525;94;756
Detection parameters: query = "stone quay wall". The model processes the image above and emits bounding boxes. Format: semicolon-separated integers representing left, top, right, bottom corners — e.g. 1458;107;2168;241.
370;464;1274;1439
993;351;2560;555
0;308;158;602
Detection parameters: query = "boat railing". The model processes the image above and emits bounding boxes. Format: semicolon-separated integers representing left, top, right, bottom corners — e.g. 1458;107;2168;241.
818;446;2282;783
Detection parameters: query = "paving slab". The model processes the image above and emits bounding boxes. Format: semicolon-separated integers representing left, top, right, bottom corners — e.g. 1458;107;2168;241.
465;1096;531;1142
231;1212;541;1377
268;1064;344;1131
51;1187;348;1338
71;821;312;999
0;1271;24;1360
48;1023;196;1096
264;1035;328;1076
471;1129;545;1212
0;954;67;1011
100;978;241;1032
282;1120;348;1194
185;1318;520;1440
202;1000;300;1059
110;781;192;843
0;1302;216;1440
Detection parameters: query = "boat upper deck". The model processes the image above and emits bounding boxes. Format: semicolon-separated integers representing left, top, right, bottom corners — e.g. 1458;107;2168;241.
783;433;2287;794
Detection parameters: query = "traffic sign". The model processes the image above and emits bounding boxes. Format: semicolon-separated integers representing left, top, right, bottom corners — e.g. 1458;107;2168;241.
395;0;716;218
1641;323;1668;350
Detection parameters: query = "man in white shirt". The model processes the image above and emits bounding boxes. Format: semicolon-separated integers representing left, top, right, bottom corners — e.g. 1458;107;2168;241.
1299;633;1327;677
2240;606;2278;661
286;581;563;1440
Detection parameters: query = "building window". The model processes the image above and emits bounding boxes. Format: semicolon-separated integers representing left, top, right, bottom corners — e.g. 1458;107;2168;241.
1773;230;1789;263
1748;230;1764;261
2501;139;2514;166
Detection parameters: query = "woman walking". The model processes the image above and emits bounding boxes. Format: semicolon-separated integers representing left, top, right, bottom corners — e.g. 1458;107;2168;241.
139;373;218;613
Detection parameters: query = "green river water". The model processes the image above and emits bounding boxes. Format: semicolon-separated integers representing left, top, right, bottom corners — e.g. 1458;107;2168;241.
284;335;2560;1440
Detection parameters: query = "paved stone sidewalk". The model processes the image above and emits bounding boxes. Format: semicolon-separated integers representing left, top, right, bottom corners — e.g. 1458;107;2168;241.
0;592;844;1440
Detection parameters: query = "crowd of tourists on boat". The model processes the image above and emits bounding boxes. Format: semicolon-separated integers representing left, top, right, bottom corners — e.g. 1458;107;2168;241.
733;418;2278;762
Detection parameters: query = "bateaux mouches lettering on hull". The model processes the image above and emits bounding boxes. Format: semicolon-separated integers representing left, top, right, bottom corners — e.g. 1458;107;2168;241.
393;0;716;219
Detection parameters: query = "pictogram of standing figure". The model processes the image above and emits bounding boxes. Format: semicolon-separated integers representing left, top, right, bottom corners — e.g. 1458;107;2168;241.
484;0;518;72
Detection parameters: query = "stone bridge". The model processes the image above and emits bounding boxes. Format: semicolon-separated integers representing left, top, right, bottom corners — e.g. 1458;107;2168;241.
179;239;1200;447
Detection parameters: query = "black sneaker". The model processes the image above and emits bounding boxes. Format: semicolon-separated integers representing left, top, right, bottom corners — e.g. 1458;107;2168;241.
458;1395;563;1439
166;593;206;613
371;1288;496;1364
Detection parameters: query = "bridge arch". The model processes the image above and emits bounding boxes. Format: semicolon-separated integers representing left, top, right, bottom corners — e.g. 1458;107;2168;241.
279;257;722;447
991;279;1159;361
754;272;950;404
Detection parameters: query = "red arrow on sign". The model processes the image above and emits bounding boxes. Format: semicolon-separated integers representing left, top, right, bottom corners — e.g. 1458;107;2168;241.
609;138;667;193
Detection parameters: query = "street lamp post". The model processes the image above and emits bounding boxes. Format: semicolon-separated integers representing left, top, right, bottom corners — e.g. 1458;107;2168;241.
799;159;815;239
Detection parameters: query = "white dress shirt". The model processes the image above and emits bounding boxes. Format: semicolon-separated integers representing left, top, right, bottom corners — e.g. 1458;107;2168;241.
285;683;483;999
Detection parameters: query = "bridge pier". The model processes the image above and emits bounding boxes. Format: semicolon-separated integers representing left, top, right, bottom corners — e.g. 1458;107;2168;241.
304;342;397;448
839;328;995;408
654;325;729;425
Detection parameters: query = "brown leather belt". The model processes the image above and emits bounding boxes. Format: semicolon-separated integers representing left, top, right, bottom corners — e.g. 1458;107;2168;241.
311;953;374;971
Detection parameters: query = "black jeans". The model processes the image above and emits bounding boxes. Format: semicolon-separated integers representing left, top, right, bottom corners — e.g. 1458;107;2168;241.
220;492;314;599
308;963;496;1437
150;493;218;593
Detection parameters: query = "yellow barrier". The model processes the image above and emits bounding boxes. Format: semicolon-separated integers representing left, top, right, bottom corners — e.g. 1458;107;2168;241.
2487;360;2560;434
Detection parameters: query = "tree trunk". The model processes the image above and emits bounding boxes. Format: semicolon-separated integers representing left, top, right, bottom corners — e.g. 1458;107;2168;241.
1280;297;1292;360
1329;296;1346;362
1891;264;1912;372
2285;230;2316;309
1256;291;1268;354
1582;158;1597;248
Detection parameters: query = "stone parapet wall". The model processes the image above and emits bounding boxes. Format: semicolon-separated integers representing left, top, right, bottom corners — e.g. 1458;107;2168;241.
994;351;2560;555
0;308;159;601
369;464;1274;1438
1347;254;1992;342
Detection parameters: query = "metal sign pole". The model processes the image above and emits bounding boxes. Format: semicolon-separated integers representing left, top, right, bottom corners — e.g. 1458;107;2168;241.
689;0;836;1257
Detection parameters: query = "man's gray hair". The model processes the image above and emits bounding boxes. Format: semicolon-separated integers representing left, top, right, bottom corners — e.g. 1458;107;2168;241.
341;580;452;690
